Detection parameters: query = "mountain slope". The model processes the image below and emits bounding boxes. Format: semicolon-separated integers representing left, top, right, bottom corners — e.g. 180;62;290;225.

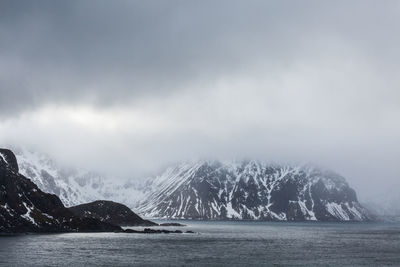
14;148;145;208
11;148;372;221
137;161;370;221
69;200;157;226
0;148;121;233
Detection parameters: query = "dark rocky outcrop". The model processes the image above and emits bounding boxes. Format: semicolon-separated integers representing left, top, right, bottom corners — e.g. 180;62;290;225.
0;148;193;234
0;149;19;173
159;222;186;227
122;228;193;234
0;148;121;233
69;200;157;226
123;228;184;234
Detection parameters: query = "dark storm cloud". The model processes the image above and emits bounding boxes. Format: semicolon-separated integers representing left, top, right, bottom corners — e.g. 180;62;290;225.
1;0;399;114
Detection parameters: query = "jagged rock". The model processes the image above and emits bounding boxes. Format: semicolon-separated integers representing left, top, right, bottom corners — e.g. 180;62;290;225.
69;200;157;226
0;148;121;233
0;149;19;173
137;160;371;221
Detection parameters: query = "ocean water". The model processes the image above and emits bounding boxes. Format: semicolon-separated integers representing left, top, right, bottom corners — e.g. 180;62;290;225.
0;220;399;266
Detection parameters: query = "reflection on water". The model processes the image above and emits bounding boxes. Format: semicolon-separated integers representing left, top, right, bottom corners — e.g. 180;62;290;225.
1;221;399;266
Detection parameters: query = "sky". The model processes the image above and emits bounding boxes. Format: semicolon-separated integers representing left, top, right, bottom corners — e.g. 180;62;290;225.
0;0;399;202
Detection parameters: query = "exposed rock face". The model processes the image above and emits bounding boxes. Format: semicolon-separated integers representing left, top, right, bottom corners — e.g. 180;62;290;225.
137;161;371;221
0;149;121;233
69;200;157;226
0;149;19;173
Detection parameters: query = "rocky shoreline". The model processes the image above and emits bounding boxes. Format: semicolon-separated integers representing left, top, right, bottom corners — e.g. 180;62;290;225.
0;148;195;234
123;228;194;234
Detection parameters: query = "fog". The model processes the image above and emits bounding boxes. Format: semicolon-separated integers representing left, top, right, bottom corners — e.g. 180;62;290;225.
0;0;399;203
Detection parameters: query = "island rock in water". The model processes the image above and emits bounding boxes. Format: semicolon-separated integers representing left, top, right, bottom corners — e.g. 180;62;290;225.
69;200;157;226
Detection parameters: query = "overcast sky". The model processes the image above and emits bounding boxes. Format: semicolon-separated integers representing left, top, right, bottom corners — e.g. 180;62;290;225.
0;0;399;201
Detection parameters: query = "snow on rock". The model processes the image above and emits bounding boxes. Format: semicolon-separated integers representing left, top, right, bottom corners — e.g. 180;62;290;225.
21;202;38;226
1;148;122;233
137;160;371;221
14;148;145;209
11;148;371;222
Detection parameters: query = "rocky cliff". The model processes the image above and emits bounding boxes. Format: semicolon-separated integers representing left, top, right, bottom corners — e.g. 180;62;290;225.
0;149;121;233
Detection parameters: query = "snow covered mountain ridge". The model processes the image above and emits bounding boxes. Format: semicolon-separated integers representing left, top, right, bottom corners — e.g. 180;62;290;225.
13;148;372;221
14;148;145;208
137;160;371;221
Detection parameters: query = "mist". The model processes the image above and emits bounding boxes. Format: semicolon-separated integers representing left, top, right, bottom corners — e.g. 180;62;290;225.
1;0;399;203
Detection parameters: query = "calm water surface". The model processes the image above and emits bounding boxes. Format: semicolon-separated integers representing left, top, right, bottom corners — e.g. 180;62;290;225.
0;220;399;266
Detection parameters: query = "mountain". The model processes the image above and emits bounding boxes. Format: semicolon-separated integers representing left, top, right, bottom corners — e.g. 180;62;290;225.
14;148;145;208
69;200;157;226
137;161;371;221
12;148;372;222
0;148;121;233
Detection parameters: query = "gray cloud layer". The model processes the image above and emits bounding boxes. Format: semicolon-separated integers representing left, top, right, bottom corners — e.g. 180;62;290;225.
0;0;399;202
2;0;399;113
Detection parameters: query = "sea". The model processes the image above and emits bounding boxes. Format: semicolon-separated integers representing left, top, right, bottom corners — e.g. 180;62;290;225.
0;220;399;266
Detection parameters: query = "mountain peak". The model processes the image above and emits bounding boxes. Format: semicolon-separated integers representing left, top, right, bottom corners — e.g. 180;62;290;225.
0;148;19;173
138;160;370;221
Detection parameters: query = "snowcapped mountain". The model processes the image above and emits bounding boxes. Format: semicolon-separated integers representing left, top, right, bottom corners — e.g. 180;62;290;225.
13;148;372;221
137;160;371;221
14;148;145;209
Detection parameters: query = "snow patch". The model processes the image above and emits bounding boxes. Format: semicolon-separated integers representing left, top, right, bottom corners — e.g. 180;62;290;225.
21;202;38;226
